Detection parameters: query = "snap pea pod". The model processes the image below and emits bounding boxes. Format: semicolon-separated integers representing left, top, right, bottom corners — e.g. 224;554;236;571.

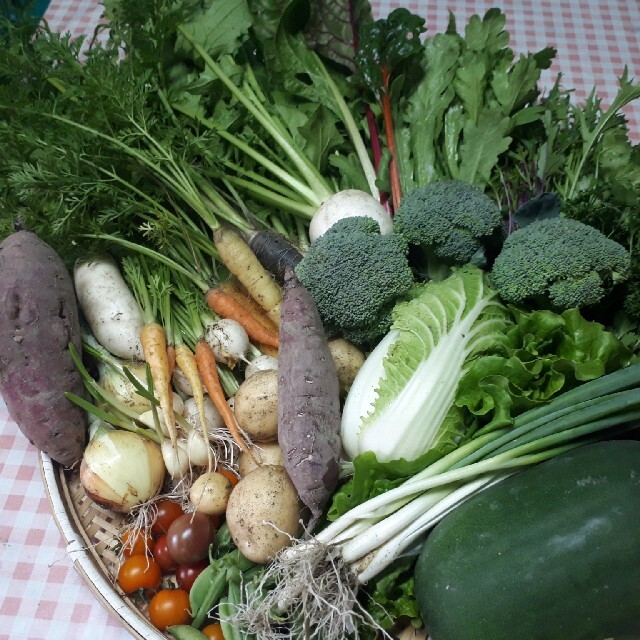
167;625;209;640
189;549;256;629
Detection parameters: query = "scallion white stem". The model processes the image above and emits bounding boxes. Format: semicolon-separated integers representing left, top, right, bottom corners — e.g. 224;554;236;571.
355;474;508;582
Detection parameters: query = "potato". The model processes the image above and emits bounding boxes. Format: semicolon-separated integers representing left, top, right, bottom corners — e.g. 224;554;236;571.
233;369;278;441
328;338;366;396
0;231;87;466
238;442;285;477
189;471;233;516
225;465;301;564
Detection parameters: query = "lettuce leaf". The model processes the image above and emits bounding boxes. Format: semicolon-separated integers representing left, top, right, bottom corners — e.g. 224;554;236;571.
456;307;634;435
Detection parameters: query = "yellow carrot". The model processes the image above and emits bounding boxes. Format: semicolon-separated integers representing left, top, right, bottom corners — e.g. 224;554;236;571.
140;322;177;450
213;227;282;326
174;341;214;472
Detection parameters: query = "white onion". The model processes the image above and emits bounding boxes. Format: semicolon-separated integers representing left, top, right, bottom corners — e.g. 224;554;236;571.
138;393;185;437
182;396;224;435
99;362;151;414
205;318;250;368
80;428;165;513
161;439;190;479
172;366;195;397
245;354;279;379
186;430;211;467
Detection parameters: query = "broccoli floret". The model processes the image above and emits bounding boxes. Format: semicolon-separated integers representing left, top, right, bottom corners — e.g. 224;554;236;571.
491;217;631;310
294;216;414;346
393;180;503;265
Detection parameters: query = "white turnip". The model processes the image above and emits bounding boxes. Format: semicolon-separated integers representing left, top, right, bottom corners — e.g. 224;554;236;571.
309;189;393;244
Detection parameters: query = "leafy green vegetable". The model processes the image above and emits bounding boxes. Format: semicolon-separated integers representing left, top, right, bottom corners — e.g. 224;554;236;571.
363;556;422;631
340;265;511;463
456;307;633;435
393;8;555;191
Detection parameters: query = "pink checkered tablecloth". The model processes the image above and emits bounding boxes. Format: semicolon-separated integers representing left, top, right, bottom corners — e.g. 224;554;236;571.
1;2;639;639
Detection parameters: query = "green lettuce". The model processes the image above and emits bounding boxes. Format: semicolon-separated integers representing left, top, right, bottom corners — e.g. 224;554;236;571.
456;307;633;435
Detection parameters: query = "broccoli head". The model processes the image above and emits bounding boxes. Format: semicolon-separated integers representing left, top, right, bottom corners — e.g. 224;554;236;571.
393;180;503;264
491;217;631;310
294;216;414;346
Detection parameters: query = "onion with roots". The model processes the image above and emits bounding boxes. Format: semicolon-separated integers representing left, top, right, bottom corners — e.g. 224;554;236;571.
79;427;165;513
161;439;191;480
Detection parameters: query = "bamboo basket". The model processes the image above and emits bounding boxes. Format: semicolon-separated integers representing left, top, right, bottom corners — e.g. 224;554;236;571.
39;452;167;640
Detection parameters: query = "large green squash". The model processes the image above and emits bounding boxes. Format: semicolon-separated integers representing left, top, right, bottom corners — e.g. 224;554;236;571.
414;439;640;640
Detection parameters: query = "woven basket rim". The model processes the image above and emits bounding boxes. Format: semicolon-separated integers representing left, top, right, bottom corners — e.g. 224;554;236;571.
39;451;167;640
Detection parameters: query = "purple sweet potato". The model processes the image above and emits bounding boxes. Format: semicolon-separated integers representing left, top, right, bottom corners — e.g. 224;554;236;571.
278;267;342;531
0;231;87;467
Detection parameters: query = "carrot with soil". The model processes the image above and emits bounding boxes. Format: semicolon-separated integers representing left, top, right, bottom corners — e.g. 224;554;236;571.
169;311;215;473
213;227;283;326
205;287;279;349
172;279;255;461
218;280;278;333
277;267;342;531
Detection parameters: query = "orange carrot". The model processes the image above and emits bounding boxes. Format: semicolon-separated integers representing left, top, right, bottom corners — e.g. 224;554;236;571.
219;280;278;333
140;322;176;448
205;288;279;349
194;339;255;460
174;341;213;472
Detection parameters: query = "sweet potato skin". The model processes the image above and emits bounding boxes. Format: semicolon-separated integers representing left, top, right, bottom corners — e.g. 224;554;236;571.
278;268;341;531
0;231;87;467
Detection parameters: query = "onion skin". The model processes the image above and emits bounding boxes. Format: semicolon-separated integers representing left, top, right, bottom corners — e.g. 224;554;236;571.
80;429;165;513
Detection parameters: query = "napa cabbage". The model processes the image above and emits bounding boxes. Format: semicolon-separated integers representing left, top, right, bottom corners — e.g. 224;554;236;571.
340;265;511;462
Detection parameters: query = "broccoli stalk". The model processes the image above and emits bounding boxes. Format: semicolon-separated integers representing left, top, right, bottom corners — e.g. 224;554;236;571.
294;217;414;346
393;180;504;279
491;217;631;310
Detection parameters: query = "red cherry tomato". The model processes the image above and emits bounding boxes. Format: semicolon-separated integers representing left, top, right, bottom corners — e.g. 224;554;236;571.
151;500;185;537
166;512;216;565
117;555;162;594
152;534;179;573
148;588;191;631
120;528;155;558
175;560;208;592
201;623;225;640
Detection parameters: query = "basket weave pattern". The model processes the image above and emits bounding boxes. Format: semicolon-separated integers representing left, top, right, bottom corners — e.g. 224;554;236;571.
41;454;166;640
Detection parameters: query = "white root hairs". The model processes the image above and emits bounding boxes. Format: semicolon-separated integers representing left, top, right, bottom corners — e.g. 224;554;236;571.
231;538;391;640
